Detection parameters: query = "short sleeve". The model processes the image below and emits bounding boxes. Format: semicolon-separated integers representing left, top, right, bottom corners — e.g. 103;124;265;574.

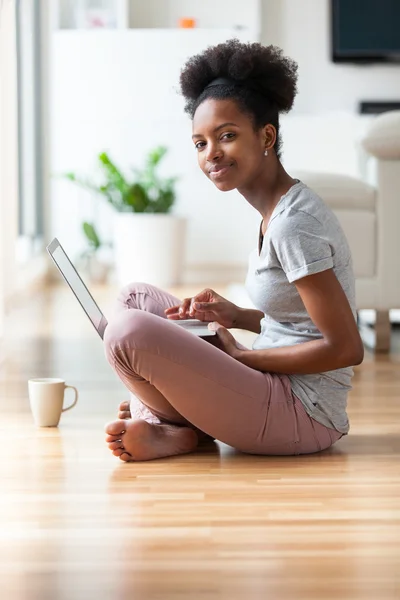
269;211;334;283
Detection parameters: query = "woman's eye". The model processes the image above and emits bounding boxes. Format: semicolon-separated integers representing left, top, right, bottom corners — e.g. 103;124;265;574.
195;133;234;150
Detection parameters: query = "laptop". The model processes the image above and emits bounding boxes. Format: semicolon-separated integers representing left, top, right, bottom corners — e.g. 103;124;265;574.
46;238;216;339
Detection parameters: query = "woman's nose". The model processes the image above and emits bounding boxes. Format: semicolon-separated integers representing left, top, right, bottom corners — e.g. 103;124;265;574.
206;143;222;162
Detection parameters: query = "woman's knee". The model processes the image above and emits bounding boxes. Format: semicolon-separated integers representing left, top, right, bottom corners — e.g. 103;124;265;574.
116;281;162;311
104;309;156;362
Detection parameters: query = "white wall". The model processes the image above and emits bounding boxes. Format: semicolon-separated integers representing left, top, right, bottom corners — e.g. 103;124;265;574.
49;1;400;281
257;0;400;185
261;0;400;115
50;29;261;278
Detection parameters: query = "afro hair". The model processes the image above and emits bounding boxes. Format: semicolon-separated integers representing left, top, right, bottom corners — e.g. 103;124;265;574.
179;39;298;158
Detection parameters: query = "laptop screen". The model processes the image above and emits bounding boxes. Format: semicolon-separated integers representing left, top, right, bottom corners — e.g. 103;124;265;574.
47;239;107;338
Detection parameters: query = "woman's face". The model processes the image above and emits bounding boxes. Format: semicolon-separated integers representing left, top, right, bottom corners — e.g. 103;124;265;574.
192;98;270;192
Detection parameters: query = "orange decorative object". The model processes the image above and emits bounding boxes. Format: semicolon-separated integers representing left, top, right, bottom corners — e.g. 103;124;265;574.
179;18;196;28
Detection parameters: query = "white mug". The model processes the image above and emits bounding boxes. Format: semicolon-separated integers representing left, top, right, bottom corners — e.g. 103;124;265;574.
28;378;79;427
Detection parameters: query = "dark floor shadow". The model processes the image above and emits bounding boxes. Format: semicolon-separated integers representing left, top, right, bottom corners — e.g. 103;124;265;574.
106;433;400;488
329;433;400;456
209;433;400;463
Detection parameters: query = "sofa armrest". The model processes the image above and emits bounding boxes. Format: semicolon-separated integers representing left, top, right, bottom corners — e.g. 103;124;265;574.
361;110;400;160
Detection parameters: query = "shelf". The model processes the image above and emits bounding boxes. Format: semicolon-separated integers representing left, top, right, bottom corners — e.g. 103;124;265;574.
53;0;261;33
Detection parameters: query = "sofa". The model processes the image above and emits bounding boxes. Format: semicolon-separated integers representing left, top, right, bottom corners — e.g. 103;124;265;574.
293;110;400;352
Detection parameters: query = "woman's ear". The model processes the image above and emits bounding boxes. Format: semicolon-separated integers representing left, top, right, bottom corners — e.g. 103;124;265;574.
263;124;277;150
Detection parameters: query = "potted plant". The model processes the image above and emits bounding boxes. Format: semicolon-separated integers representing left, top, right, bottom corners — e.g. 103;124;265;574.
76;221;111;284
64;147;186;286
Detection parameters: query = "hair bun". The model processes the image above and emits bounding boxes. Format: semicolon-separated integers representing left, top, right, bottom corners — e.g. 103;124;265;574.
180;39;298;113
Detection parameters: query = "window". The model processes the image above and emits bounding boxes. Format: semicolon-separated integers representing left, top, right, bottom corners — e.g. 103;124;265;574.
15;0;45;262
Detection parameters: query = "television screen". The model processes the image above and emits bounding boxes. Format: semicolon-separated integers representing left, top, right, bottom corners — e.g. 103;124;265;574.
331;0;400;63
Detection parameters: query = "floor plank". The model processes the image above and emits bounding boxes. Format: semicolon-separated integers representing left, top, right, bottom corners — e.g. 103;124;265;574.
0;284;399;600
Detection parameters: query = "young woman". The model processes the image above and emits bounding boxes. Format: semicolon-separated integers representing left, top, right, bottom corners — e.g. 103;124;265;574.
104;40;364;462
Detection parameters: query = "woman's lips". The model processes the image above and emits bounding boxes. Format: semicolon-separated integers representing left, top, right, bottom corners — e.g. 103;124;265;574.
209;165;233;179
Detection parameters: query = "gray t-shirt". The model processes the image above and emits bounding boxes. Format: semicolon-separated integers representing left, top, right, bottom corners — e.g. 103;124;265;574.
245;180;356;434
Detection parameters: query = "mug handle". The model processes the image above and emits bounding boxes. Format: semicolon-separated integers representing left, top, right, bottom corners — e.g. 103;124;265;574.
62;385;79;412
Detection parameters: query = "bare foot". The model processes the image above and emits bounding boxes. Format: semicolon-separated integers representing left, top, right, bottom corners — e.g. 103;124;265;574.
104;419;199;462
117;400;215;445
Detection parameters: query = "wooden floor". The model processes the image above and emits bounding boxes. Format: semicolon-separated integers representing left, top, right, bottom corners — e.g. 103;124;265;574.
0;284;399;600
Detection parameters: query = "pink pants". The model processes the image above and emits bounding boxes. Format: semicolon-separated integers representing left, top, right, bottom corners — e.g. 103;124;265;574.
104;283;343;456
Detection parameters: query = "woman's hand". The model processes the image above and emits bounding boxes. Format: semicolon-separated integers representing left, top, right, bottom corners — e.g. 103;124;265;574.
164;288;240;329
208;322;243;359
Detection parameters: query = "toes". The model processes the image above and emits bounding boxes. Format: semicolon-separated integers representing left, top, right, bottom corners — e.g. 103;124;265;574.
108;441;124;451
118;411;131;419
104;419;126;436
119;401;130;411
119;452;132;462
105;433;122;443
112;448;126;457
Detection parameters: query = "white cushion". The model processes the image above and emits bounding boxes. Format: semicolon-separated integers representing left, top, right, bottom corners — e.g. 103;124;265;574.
292;171;376;211
361;110;400;160
334;210;376;278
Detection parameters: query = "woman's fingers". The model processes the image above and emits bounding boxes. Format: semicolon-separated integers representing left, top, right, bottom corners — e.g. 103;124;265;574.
165;295;216;320
192;301;212;310
164;305;181;318
164;300;192;319
179;298;192;316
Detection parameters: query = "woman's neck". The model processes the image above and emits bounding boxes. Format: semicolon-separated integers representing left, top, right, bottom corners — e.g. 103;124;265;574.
237;157;296;227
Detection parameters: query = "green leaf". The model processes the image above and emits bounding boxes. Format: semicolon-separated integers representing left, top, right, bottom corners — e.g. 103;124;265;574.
123;183;149;213
98;152;130;195
82;222;101;249
62;146;177;214
147;146;168;168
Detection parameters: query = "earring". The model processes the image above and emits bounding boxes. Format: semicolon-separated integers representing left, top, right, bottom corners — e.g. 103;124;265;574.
264;149;268;156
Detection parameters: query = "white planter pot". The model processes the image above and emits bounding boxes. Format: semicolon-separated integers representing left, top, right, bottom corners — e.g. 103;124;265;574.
77;253;110;285
113;213;187;287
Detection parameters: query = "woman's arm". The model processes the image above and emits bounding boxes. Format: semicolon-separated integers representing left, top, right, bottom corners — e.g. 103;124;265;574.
234;269;364;374
233;307;264;334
